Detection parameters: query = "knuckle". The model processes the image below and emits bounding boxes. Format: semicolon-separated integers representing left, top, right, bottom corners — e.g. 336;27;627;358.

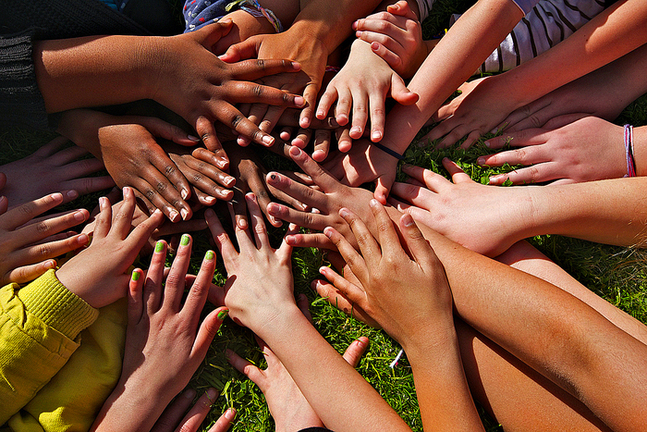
255;59;266;70
35;221;50;234
156;181;167;193
230;114;244;129
252;85;264;98
145;188;156;200
529;114;543;128
164;164;176;177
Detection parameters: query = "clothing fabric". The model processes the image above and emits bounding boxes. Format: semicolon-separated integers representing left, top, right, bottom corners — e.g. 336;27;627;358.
183;0;283;33
451;0;610;74
0;269;129;432
415;0;435;22
0;0;178;131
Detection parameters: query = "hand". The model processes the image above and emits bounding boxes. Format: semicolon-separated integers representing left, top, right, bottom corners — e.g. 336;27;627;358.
319;200;453;347
227;296;369;432
165;144;237;206
223;143;309;229
152;388;235;432
424;75;519;149
316;40;418;153
221;28;328;132
205;193;295;333
480;115;627;185
81;188;207;257
323;140;399;204
152;22;306;161
0;188;91;284
353;1;427;79
264;146;377;249
56;187;164;308
0;136;114;209
92;235;228;432
61;109;199;222
388;160;533;257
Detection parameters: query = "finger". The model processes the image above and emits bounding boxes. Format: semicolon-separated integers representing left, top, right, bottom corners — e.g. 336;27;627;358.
127;269;145;326
339;206;382;267
243;168;282;228
148;152;193;221
65;175;115;196
286;146;340;193
311;279;377;327
140;116;202;147
349;90;368;140
441;158;473;184
300;82;320;129
171;389;219;432
296;293;313;323
245;193;270;248
483;129;547;150
265;172;325;211
542;113;590;130
336;127;353;153
373;174;393;205
112;187;137;239
459;130;481;150
164;234;192;311
228;59;302;81
312;129;331;162
390;182;434;207
143;240;167;312
0;192;67;230
182;250;216;328
369;41;402;70
4;260;58;285
18;207;89;245
266;202;328;231
400;164;449;192
225;349;266;388
258;106;286;136
291;128;312;149
206;408;236;432
61;157;105;177
219;37;256;63
150;389;196;432
323;226;369;283
342;337;369;367
334;86;352;127
196;116;227;168
479;145;549;169
367;199;402;261
502;98;553;132
93;196;112;239
316;86;339;122
228;179;251;230
398;212;437;269
488;163;561;185
16;232;89;268
204;208;238;259
285;232;336;249
48;144;90;165
192;306;227;359
33;135;69;158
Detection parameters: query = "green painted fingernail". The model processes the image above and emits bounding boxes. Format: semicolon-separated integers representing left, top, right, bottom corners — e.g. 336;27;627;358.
205;250;215;260
155;241;164;253
131;271;140;281
217;309;229;320
180;234;190;246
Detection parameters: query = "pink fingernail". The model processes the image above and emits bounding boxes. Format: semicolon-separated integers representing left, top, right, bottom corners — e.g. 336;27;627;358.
262;135;274;146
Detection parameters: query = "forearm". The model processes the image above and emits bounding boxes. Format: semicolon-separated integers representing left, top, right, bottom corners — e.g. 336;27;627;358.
92;382;169;432
484;0;647;115
380;0;523;153
34;36;156;113
404;330;484;432
257;305;410;432
290;0;382;54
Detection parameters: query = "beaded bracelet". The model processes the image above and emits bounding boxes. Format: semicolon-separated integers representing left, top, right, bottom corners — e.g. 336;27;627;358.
372;142;405;161
624;124;637;178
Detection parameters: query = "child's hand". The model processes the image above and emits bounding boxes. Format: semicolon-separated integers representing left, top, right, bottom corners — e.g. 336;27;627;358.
353;1;427;79
227;296;369;432
320;200;453;348
0;188;90;284
323;139;400;204
316;40;418;152
0;136;114;209
92;236;228;432
424;75;520;149
481;115;627;184
205;193;294;334
152;389;235;432
155;22;305;161
388;160;532;257
55;187;163;309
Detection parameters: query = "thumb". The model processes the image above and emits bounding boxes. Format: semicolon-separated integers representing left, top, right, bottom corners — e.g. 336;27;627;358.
219;37;258;63
374;175;393;205
138;117;200;146
192;19;234;51
390;74;419;105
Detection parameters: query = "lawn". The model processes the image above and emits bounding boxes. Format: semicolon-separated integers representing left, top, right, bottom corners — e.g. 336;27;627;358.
2;0;647;430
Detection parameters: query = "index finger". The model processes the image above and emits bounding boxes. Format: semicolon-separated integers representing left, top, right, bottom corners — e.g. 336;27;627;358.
367;199;403;261
0;192;67;230
287;146;340;193
228;59;302;81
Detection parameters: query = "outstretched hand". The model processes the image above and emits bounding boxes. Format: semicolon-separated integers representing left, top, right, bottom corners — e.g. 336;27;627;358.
480;115;627;185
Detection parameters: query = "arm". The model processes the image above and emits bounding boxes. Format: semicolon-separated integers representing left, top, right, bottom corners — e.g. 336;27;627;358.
204;195;410;432
266;148;647;431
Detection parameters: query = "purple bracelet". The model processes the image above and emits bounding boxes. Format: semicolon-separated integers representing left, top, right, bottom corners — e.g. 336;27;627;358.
624;124;637;178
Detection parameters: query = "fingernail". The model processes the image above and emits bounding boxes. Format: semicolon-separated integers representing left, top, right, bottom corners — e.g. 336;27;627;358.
324;227;334;237
355;338;366;348
77;234;89;245
188;134;200;142
291;146;302;157
316;110;325;118
294;96;305;107
181;189;189;200
66;190;78;199
402;214;415;227
339;208;350;218
180;234;190;246
169;210;180;222
221;18;233;24
155;240;165;253
73;210;86;222
350;126;361;136
183;388;196;400
312;150;325;161
371;130;382;141
217;159;228;170
477;157;485;165
131;271;140;281
217;309;229;320
205;196;217;204
262;135;274;146
225;408;236;420
484;140;492;148
205;250;215;260
206;388;218;403
369;199;379;208
180;208;190;220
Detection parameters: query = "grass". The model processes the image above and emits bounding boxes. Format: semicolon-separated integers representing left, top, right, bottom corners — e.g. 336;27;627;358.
2;0;647;430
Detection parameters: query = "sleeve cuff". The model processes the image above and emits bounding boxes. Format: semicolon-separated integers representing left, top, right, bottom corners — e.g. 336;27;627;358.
17;270;99;340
